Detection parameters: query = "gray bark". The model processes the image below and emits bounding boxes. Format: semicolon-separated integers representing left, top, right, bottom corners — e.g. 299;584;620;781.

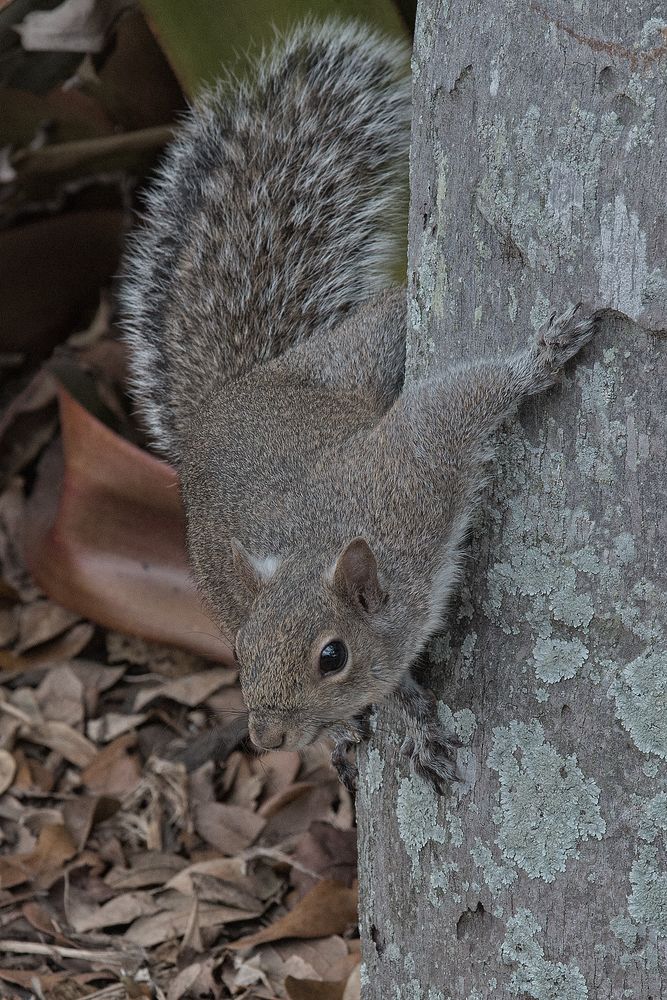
358;2;667;998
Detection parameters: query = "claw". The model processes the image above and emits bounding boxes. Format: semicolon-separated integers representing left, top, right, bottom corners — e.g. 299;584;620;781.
401;731;461;795
331;742;358;791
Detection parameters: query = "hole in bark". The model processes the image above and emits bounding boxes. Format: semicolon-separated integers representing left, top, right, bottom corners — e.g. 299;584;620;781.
370;923;385;956
456;901;491;942
561;704;572;722
598;66;616;91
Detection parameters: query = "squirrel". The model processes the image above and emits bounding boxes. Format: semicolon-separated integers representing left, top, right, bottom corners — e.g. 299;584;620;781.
120;19;595;793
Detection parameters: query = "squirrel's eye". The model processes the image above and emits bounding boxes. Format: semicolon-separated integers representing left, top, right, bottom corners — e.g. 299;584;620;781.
319;640;348;676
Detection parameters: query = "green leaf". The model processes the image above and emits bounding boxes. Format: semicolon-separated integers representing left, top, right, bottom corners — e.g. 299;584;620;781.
140;0;408;96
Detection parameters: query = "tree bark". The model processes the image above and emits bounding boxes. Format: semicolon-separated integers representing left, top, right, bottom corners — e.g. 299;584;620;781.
358;2;667;997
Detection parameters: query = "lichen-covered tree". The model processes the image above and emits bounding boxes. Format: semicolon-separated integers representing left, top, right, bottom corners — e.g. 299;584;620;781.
358;2;667;997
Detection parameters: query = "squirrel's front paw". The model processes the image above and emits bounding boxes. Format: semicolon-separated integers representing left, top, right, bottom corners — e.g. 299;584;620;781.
401;730;461;796
331;741;358;792
536;303;596;369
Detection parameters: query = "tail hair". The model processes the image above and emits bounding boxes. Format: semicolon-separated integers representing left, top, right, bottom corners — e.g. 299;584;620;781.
119;18;411;459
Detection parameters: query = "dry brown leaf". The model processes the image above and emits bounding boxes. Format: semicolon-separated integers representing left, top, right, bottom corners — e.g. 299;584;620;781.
256;750;301;801
134;667;237;711
0;605;18;647
165;958;217;1000
24;389;233;661
81;732;141;795
291;823;357;898
260;783;339;847
342;963;361;1000
63;794;119;850
0;479;39;602
15;0;132;52
275;936;351;981
105;851;188;891
285;977;346;1000
35;663;85;725
87;711;148;742
0;823;77;889
20;718;97;767
166;856;281;910
16;599;80;652
0;749;16;794
69;890;160;933
124;897;261;947
194;802;266;856
230;880;357;951
23;621;95;666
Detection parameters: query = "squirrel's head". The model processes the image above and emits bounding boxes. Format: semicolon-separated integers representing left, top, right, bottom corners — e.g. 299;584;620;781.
231;537;399;751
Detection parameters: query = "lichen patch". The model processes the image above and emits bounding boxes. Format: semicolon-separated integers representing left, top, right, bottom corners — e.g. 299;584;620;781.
488;719;605;882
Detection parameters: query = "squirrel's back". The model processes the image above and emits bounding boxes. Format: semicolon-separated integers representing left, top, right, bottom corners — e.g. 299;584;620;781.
119;19;411;460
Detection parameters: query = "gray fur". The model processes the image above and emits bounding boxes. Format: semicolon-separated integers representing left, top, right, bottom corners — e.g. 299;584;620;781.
119;18;411;457
120;21;595;792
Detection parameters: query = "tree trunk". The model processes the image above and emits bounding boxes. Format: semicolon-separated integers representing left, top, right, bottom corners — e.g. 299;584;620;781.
358;2;667;997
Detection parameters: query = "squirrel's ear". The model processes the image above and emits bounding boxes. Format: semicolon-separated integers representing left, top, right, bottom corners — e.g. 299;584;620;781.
230;538;281;599
332;537;385;613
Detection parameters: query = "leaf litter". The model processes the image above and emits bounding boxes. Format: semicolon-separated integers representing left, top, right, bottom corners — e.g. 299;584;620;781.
0;3;370;996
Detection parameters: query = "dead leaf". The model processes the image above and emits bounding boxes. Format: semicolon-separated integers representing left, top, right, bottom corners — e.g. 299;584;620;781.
0;823;77;889
134;667;237;711
230;881;357;951
16;599;80;652
166;856;281;910
194;801;266;856
62;794;119;850
291;823;357;898
20;718;97;768
35;663;85;725
81;732;141;796
105;852;188;891
69;890;160;932
0;213;125;357
24;389;233;661
285;977;346;1000
87;710;148;742
342;963;361;1000
0;749;16;794
15;0;132;53
23;621;95;666
260;783;340;846
124;897;261;947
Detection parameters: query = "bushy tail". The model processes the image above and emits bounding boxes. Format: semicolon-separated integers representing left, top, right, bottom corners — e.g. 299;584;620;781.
119;18;411;459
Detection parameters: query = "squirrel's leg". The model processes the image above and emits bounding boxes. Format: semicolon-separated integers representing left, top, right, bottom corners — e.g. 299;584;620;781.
377;306;594;792
396;674;461;794
329;713;372;791
397;304;595;463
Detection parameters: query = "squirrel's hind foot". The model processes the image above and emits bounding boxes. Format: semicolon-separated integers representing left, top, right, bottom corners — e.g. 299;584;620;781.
401;730;461;796
535;303;597;370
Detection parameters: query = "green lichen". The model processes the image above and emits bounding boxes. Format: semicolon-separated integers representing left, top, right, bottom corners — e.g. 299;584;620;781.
595;195;648;320
501;908;589;999
532;637;588;684
628;847;667;937
447;812;464;846
396;773;447;874
609;650;667;759
454;708;477;743
613;532;636;564
488;719;605;881
365;747;385;795
610;914;638;948
471;838;517;895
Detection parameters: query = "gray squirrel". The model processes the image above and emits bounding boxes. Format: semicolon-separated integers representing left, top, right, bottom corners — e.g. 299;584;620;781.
120;19;594;793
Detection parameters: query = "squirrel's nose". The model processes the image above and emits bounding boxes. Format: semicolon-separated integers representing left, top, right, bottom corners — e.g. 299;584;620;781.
249;719;285;750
